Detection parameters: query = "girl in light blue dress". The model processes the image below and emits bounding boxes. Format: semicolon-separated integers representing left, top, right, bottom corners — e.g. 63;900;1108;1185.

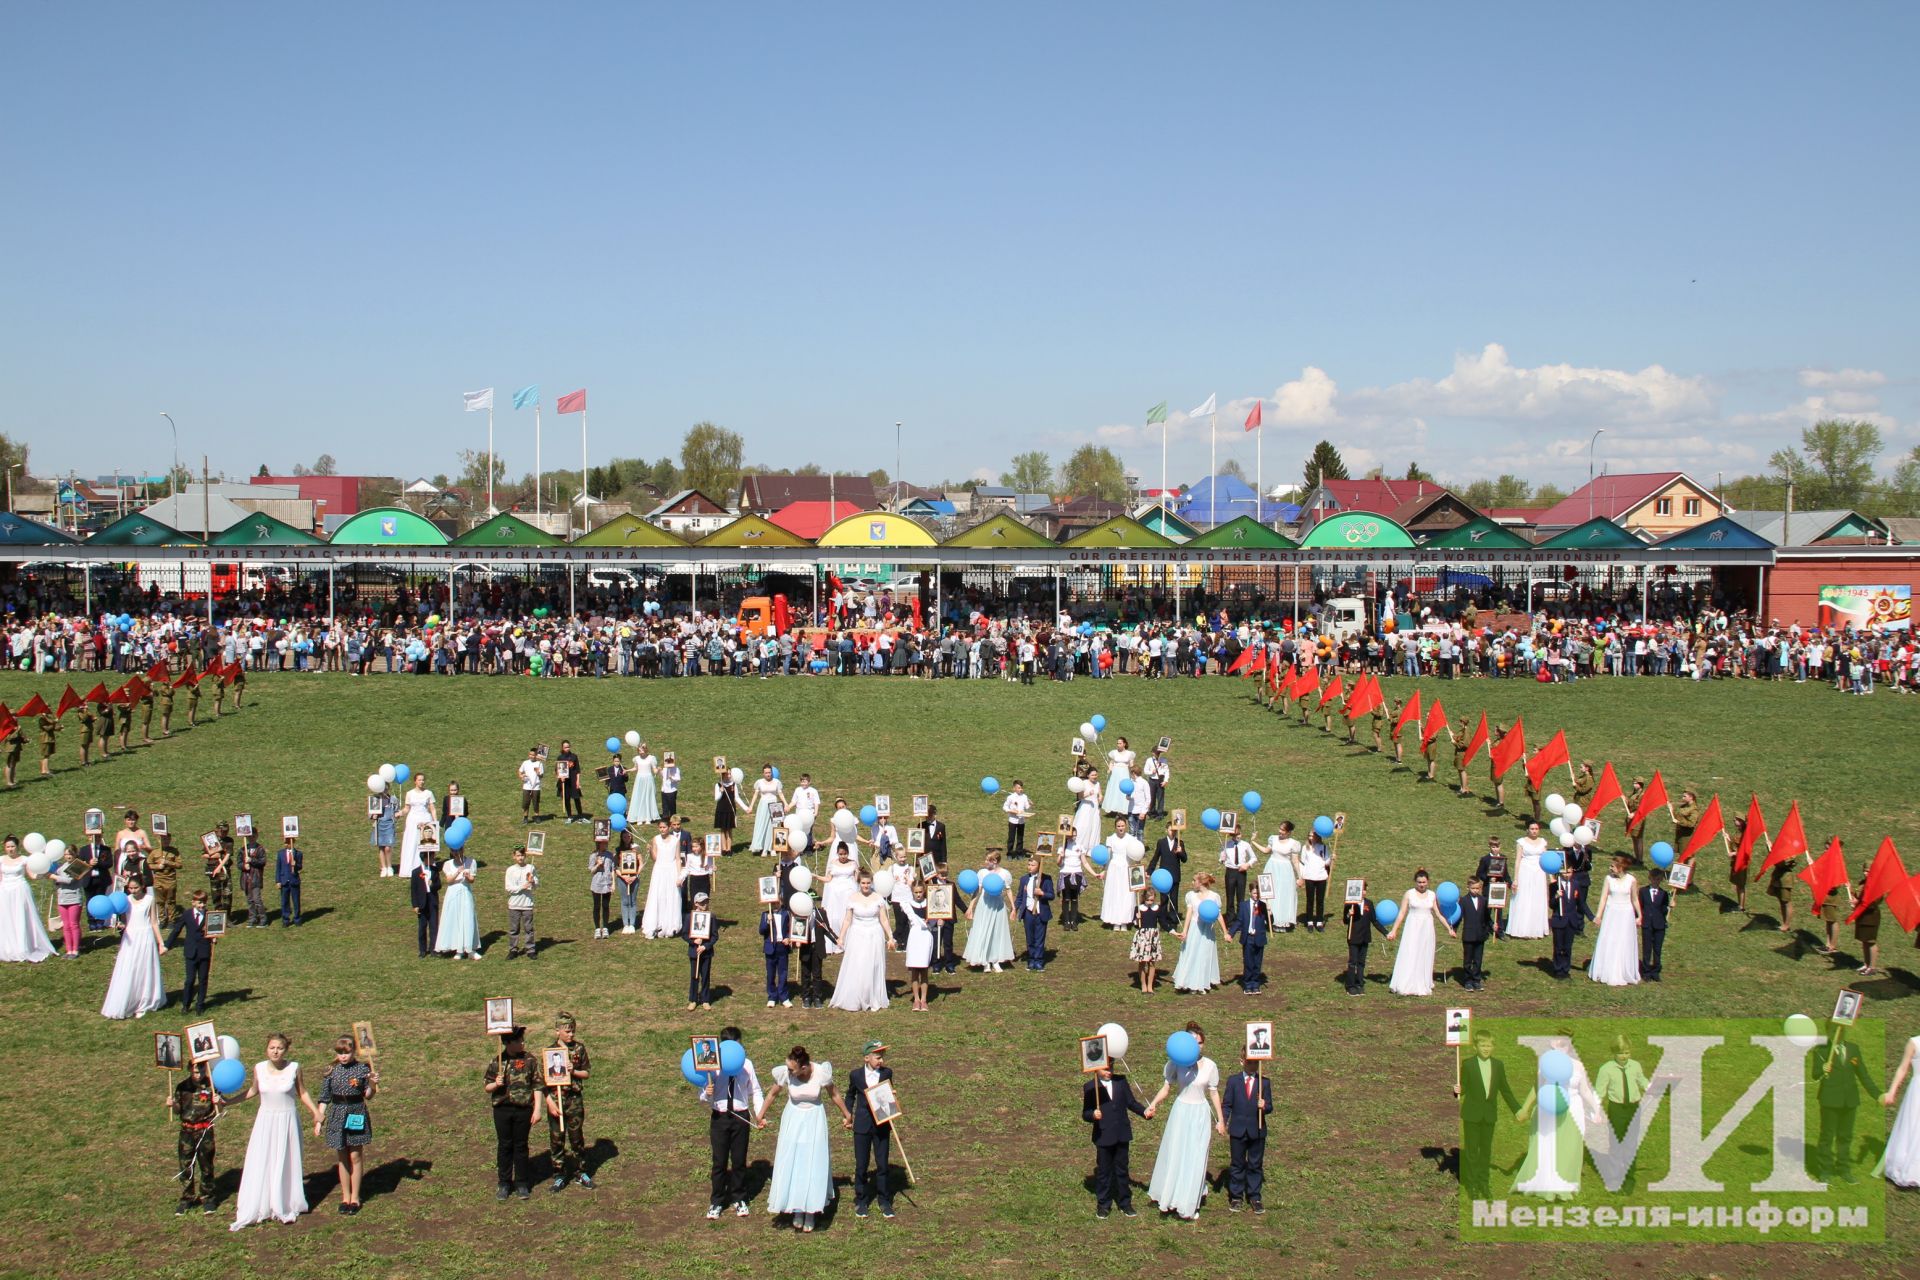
748;766;785;856
962;856;1016;971
1102;739;1136;816
628;746;661;824
434;853;481;958
758;1048;843;1232
1171;875;1222;993
1144;1031;1226;1219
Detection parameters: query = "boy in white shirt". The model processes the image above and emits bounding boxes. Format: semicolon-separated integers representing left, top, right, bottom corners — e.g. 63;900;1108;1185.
517;748;545;823
1002;781;1032;855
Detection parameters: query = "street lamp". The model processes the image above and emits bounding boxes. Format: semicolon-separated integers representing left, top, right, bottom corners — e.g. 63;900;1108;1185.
1587;429;1607;520
4;463;19;512
160;412;180;497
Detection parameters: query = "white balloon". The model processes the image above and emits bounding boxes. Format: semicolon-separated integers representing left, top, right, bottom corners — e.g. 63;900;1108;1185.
783;813;809;841
1096;1021;1130;1060
1078;722;1097;742
44;839;66;861
379;763;397;784
1559;832;1576;848
789;892;813;917
367;773;387;794
830;810;858;836
730;767;744;786
791;866;814;894
1548;818;1568;840
1067;777;1086;797
873;869;896;898
624;730;641;749
1576;825;1597;847
218;1034;242;1062
1784;1013;1821;1049
1544;793;1566;817
1126;840;1146;864
22;833;46;856
24;852;51;877
1562;803;1584;827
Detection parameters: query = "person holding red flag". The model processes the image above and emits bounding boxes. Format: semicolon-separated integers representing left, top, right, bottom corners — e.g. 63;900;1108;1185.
1419;699;1447;783
1757;801;1810;933
1489;719;1525;812
1727;797;1767;914
1800;837;1853;957
1457;714;1489;796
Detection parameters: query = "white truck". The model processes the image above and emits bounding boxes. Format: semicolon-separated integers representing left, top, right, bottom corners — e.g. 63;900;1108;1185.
1315;596;1371;640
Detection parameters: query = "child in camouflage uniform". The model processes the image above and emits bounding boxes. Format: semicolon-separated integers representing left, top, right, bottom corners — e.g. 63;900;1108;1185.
170;1061;222;1214
546;1013;594;1191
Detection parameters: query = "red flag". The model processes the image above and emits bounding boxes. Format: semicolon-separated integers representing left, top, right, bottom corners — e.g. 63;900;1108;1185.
104;687;126;705
1317;674;1345;708
1888;873;1920;934
1490;718;1527;779
54;686;82;718
1345;675;1382;722
1461;712;1490;767
1525;730;1570;790
1226;647;1256;675
1848;838;1908;924
1757;801;1809;875
1244;401;1263;431
173;665;200;688
1266;660;1281;693
1732;795;1767;873
145;660;170;682
1393;689;1422;742
1796;837;1849;902
125;676;150;700
1241;650;1267;677
1628;770;1669;833
1421;698;1447;749
556;389;587;414
1588;763;1625;818
82;682;109;705
0;707;14;739
16;693;50;717
1680;795;1725;862
1292;667;1316;701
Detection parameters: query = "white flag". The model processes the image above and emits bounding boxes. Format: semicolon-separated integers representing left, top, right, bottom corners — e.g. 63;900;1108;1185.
463;388;495;412
1189;393;1216;418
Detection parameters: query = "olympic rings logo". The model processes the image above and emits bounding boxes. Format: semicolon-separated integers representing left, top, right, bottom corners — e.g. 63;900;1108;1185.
1343;522;1381;544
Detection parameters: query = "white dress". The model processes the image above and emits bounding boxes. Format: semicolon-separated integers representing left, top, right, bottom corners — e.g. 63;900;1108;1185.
1506;845;1550;938
1388;889;1439;996
1516;1052;1599;1196
1102;748;1136;814
1586;874;1642;986
831;894;890;1011
764;1063;835;1214
820;854;860;955
100;894;166;1018
901;901;933;969
1886;1037;1920;1187
1147;1056;1219;1217
0;857;54;963
1099;833;1139;927
640;835;683;939
1171;890;1222;992
629;753;661;823
398;787;435;879
231;1061;308;1229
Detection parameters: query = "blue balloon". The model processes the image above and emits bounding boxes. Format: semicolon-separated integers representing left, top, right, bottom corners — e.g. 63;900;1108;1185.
719;1039;747;1077
87;894;112;921
1198;898;1221;924
680;1048;712;1087
1313;815;1335;839
1166;1031;1201;1067
1119;777;1135;796
210;1058;247;1095
606;737;622;754
118;617;133;632
771;766;780;780
810;659;829;673
1539;1049;1575;1086
1436;880;1461;906
1090;714;1107;732
1651;842;1676;869
1151;868;1174;894
957;869;980;895
393;763;411;785
1537;1083;1567;1115
1444;902;1462;926
444;817;473;850
1090;844;1111;867
1540;850;1564;875
108;891;130;916
980;776;1000;795
609;814;628;832
860;805;879;826
1201;808;1222;831
607;792;628;815
1242;791;1263;814
983;872;1005;898
1375;899;1400;927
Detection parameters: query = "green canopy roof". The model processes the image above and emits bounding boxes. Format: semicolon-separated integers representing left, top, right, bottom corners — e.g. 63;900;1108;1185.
940;513;1056;549
0;513;78;546
1535;518;1646;551
1138;507;1201;541
1650;516;1773;550
1185;515;1297;549
1420;516;1532;551
1298;512;1416;550
329;507;450;546
209;511;323;546
87;512;199;546
451;514;561;547
1061;516;1175;549
694;514;810;548
571;513;689;548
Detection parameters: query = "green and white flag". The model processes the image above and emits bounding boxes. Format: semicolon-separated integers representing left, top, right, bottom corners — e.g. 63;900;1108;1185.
1146;401;1167;424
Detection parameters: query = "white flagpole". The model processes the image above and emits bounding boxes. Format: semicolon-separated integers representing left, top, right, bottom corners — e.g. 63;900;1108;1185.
1160;416;1168;520
1256;410;1263;528
534;404;543;519
580;409;589;534
487;404;496;515
1210;408;1218;527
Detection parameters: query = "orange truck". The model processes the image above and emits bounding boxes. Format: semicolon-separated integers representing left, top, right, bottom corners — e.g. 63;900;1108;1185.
735;594;793;638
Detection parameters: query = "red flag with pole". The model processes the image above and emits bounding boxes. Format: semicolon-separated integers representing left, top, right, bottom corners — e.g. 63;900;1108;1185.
1889;872;1920;934
1345;675;1381;721
1525;730;1570;789
146;660;170;682
82;682;108;705
1490;718;1526;779
1848;838;1908;924
556;389;586;414
1757;801;1809;875
1421;698;1447;748
1393;689;1422;742
1461;712;1490;767
105;687;126;705
1732;795;1767;873
1588;763;1624;817
1226;646;1257;676
1628;771;1669;833
1796;837;1849;902
1680;795;1725;862
16;693;50;717
173;665;200;688
0;707;14;740
1317;674;1345;709
54;686;82;718
1244;401;1262;431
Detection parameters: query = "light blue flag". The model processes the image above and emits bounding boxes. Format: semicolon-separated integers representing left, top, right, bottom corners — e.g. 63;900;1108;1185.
512;384;539;410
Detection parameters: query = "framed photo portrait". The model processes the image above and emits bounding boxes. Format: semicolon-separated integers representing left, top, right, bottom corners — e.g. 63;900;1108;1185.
758;875;781;905
690;1035;722;1075
689;911;713;942
1128;865;1146;892
366;795;383;820
1666;862;1693;891
1079;1034;1109;1074
1056;814;1074;836
1257;873;1276;902
1169;808;1188;832
926;884;955;921
418;821;440;854
1034;832;1057;856
1245;1020;1274;1061
917;854;937;881
911;794;929;819
704;833;723;859
618;850;639;875
201;832;222;855
84;808;105;835
1333;811;1348;833
1488;882;1509;910
712;755;726;772
446;794;466;819
1832;989;1863;1027
1218;811;1239;836
484;997;515;1037
1157;736;1173;753
906;828;926;854
874;794;892;818
1344;878;1366;906
186;1020;219;1064
864;1079;902;1127
154;1032;183;1071
790;915;812;944
282;816;299;840
771;827;791;854
151;813;169;837
1444;1007;1472;1047
1071;736;1087;758
204;910;228;937
234;814;254;838
768;800;787;822
593;819;610;842
542;1048;572;1088
352;1021;379;1059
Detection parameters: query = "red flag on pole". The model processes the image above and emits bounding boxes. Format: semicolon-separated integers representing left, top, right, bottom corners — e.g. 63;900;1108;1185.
1888;872;1920;934
105;687;127;705
556;389;587;414
1461;712;1490;767
1680;795;1725;862
1226;646;1257;675
1421;698;1447;749
1393;689;1422;742
1526;730;1570;790
1345;675;1381;721
173;665;200;688
1848;838;1908;924
0;708;14;740
1732;795;1767;873
1796;837;1849;902
54;686;82;718
146;660;170;682
1628;771;1669;833
1757;801;1809;875
1317;674;1345;708
1490;718;1527;779
82;682;108;705
16;693;50;717
1588;763;1624;817
1244;401;1262;431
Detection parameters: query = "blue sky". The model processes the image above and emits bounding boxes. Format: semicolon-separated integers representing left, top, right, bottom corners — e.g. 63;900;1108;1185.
3;3;1914;493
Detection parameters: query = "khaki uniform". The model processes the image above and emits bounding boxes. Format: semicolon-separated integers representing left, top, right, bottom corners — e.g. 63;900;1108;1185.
77;705;98;765
37;714;57;774
158;682;175;735
186;681;201;725
150;844;183;924
140;689;156;742
1452;720;1471;791
116;698;133;749
3;720;23;785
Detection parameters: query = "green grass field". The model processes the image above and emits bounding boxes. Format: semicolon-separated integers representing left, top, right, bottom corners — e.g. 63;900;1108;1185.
2;669;1916;1280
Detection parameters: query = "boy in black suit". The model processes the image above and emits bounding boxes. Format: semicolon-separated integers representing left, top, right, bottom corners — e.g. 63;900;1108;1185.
1453;1029;1521;1198
1082;1057;1147;1218
1342;883;1388;995
1474;837;1509;939
1547;866;1580;979
845;1041;895;1218
166;889;216;1013
1220;1055;1272;1212
1014;856;1054;971
759;904;792;1007
411;856;440;957
1227;895;1269;993
797;904;833;1007
1637;869;1671;981
1457;875;1494;991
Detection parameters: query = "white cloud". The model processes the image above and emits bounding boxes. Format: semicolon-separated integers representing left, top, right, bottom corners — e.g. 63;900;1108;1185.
1799;367;1886;390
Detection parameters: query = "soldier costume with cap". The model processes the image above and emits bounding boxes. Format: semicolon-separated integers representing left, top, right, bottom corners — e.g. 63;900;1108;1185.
485;1028;544;1200
170;1063;222;1214
546;1013;594;1190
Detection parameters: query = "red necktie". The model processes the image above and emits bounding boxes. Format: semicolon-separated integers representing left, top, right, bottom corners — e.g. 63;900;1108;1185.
1246;1077;1254;1099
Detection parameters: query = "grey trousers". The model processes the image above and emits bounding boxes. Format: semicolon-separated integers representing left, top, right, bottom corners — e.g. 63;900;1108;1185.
508;907;535;955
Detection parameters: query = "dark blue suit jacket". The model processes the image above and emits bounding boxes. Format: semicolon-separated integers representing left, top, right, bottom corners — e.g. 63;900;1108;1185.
1082;1073;1147;1146
1228;899;1269;945
759;908;792;955
1220;1070;1272;1138
1015;873;1053;922
166;907;214;962
1549;876;1581;928
275;846;302;885
1637;885;1670;931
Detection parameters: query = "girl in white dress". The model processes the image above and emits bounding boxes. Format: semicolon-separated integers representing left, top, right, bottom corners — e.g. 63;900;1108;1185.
748;766;786;856
640;825;684;939
397;778;436;881
1102;738;1136;816
0;841;54;963
1386;870;1456;996
100;881;167;1017
1586;856;1642;986
1505;827;1551;939
231;1033;323;1230
1097;826;1139;929
1262;828;1300;933
1144;1026;1227;1219
629;746;661;824
758;1047;843;1231
1171;874;1223;993
1515;1033;1601;1197
434;853;481;958
830;872;894;1011
1882;1033;1920;1186
819;842;861;956
962;857;1015;971
901;890;933;1011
